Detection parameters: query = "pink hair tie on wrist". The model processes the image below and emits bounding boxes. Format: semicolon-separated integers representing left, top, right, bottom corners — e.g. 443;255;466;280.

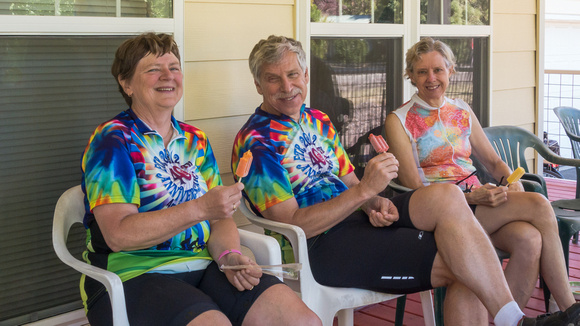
218;249;242;262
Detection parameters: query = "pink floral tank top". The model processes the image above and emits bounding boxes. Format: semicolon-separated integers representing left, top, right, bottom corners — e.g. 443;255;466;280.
392;94;480;189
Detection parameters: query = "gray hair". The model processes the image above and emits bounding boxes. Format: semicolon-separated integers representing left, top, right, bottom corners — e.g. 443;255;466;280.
249;35;307;84
404;37;456;86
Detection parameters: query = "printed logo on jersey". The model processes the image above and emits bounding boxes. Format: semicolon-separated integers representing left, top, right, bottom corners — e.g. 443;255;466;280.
293;132;334;178
154;149;203;206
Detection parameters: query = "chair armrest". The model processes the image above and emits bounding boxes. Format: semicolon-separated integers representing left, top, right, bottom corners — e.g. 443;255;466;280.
388;180;413;194
238;200;309;266
238;228;282;266
521;173;548;197
53;242;129;325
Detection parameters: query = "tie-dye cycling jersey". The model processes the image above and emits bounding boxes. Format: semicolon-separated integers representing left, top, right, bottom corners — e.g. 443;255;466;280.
232;105;354;214
81;109;219;285
392;94;480;189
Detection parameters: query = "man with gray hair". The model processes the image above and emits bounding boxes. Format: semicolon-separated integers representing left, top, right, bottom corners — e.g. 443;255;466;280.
232;35;580;326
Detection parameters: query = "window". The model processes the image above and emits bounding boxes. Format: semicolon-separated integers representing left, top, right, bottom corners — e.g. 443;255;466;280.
311;0;403;24
437;37;489;125
0;1;181;324
421;0;489;25
304;0;491;172
0;0;172;17
310;37;403;178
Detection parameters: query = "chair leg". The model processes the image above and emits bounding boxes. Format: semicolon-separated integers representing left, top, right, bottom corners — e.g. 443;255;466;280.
336;308;354;326
540;276;551;312
574;231;579;244
420;290;436;326
394;295;406;326
434;287;446;326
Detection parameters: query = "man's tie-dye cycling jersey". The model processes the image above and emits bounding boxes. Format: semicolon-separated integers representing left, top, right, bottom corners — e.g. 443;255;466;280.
232;104;354;215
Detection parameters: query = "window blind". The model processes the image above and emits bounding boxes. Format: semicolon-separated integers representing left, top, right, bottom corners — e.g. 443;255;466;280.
0;36;128;325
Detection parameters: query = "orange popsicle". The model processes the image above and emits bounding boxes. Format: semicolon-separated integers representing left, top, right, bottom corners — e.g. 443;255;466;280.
369;134;389;153
235;150;253;182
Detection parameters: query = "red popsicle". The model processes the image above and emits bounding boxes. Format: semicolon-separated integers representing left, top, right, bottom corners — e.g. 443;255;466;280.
369;134;389;153
236;150;253;182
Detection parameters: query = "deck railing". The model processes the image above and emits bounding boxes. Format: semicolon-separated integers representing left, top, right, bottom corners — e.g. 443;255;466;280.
544;69;580;160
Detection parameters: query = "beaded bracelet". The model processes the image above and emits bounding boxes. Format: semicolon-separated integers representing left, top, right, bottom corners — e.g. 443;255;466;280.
217;249;242;262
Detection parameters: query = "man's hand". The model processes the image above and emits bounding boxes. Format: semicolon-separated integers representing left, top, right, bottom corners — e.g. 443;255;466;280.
465;183;508;207
366;197;399;227
359;153;399;196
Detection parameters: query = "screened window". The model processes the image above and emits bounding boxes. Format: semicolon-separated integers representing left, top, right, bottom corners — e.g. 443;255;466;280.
304;0;490;175
437;37;490;126
0;36;131;326
421;0;489;25
310;37;403;178
0;0;172;17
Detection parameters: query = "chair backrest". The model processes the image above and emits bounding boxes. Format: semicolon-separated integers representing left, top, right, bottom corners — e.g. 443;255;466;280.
554;106;580;198
52;185;87;267
483;126;541;173
52;185;129;326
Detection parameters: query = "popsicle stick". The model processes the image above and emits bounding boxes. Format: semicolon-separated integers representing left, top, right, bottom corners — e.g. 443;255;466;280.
220;263;302;280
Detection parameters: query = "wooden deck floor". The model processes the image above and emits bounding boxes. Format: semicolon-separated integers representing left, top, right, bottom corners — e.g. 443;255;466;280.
343;177;579;326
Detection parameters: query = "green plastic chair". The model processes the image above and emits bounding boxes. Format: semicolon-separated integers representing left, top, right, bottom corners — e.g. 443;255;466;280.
484;125;580;312
553;107;580;199
553;107;580;249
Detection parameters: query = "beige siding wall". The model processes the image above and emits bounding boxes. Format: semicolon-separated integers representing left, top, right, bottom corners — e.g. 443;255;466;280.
183;0;294;174
492;0;539;168
492;0;538;131
183;0;294;224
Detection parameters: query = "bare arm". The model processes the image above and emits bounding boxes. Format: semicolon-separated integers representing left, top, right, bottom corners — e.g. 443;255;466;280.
468;108;524;192
93;183;244;252
261;153;400;238
384;112;425;189
207;218;261;291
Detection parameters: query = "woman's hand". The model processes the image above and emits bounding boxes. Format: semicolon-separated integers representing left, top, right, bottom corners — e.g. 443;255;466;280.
197;183;244;221
465;183;508;207
365;197;399;227
219;253;262;291
507;180;524;192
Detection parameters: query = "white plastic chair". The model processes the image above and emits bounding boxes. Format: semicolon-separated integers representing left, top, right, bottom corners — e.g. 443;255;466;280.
52;185;283;326
239;199;436;326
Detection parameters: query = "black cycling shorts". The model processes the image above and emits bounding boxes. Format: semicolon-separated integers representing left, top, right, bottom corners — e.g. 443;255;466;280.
307;190;438;294
86;261;281;326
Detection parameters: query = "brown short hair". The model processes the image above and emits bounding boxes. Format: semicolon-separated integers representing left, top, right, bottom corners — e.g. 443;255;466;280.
111;32;181;106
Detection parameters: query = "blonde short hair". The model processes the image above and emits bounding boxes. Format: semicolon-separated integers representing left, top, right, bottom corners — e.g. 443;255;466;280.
404;37;456;86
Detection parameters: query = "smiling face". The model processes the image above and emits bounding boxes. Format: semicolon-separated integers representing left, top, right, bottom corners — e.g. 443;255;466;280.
119;52;183;114
255;51;309;121
409;51;453;107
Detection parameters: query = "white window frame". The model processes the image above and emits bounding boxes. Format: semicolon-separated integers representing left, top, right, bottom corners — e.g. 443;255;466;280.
0;0;185;120
296;0;492;124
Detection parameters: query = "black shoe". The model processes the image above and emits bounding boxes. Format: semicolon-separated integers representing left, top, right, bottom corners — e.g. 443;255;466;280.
519;303;580;326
